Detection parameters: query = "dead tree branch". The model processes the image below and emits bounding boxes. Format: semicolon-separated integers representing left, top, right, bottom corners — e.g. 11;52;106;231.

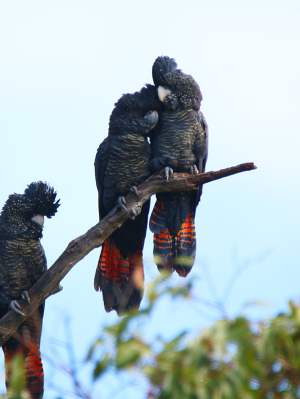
0;162;256;345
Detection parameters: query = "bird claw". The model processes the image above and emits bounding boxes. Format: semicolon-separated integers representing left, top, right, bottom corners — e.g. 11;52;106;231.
129;204;142;220
129;186;139;198
21;290;31;303
164;166;174;181
190;165;199;175
10;300;25;316
117;196;141;219
117;196;128;212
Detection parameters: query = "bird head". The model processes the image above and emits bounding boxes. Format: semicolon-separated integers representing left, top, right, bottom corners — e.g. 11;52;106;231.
152;56;202;111
109;85;160;136
0;182;60;240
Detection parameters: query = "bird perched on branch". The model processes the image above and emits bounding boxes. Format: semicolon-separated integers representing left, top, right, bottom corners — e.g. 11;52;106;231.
94;85;160;314
0;182;60;399
149;56;208;276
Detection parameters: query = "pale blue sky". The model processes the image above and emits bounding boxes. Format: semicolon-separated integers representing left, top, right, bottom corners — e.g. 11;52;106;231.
0;1;300;397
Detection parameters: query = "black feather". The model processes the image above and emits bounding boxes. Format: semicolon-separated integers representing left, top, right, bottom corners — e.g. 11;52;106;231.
0;182;57;397
94;83;159;313
152;56;178;87
0;182;60;240
24;181;60;218
108;85;160;136
150;55;208;276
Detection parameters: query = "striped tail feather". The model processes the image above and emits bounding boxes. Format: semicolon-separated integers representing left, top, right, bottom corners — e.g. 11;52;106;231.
94;239;144;314
149;199;167;234
153;230;173;272
25;343;44;399
150;200;173;272
173;213;196;277
150;200;196;276
3;333;44;398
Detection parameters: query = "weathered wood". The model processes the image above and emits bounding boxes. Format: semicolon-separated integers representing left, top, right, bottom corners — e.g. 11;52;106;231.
0;162;256;345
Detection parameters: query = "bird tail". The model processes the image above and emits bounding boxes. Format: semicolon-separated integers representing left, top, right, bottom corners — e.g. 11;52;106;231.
3;328;44;399
150;199;196;276
173;213;196;277
94;239;144;314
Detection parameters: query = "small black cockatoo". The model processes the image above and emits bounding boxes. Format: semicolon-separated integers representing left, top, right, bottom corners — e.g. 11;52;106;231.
94;85;160;314
0;182;60;399
149;56;208;276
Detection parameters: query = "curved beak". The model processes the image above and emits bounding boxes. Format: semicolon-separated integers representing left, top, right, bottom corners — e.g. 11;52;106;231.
31;214;44;227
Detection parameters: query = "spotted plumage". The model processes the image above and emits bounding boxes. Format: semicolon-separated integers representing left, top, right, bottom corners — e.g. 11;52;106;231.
150;56;208;276
0;182;59;399
94;84;160;314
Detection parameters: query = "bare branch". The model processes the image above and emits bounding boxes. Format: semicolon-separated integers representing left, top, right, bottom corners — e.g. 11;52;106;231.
0;162;256;345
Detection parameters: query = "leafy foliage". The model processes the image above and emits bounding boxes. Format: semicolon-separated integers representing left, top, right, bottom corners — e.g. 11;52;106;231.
2;276;299;398
87;276;300;398
1;354;29;399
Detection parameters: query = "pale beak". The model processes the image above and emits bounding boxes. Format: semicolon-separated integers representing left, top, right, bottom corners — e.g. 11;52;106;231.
157;86;172;102
31;214;44;227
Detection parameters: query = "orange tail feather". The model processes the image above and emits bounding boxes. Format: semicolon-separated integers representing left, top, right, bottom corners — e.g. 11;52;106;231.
174;213;196;277
151;202;196;276
25;343;44;398
3;334;44;399
153;229;173;272
94;239;144;314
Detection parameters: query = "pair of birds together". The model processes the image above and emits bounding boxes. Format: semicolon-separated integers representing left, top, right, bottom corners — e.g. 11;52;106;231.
0;56;208;398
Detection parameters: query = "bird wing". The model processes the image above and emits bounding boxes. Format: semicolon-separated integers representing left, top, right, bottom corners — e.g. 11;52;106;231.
194;111;209;204
194;111;208;172
94;136;112;219
0;263;10;315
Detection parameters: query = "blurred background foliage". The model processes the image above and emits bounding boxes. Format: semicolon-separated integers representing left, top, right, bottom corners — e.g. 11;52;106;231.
2;275;300;398
82;275;300;399
1;273;300;399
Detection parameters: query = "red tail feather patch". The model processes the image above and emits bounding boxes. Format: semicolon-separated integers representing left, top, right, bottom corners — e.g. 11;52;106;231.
174;213;196;276
150;200;167;233
152;212;196;276
153;228;173;271
98;239;143;284
3;338;44;398
98;239;130;282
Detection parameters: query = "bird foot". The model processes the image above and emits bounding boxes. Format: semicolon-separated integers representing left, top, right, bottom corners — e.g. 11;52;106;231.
117;196;128;211
10;300;25;316
21;290;31;304
129;204;142;219
190;165;199;175
164;166;174;181
129;186;139;198
118;196;141;220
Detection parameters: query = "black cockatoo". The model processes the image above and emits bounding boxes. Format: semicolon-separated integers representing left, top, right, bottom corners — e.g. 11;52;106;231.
0;182;60;399
149;56;208;276
94;85;160;314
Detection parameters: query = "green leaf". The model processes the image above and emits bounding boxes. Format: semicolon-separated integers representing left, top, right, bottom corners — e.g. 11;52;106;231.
93;354;111;379
115;337;150;369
